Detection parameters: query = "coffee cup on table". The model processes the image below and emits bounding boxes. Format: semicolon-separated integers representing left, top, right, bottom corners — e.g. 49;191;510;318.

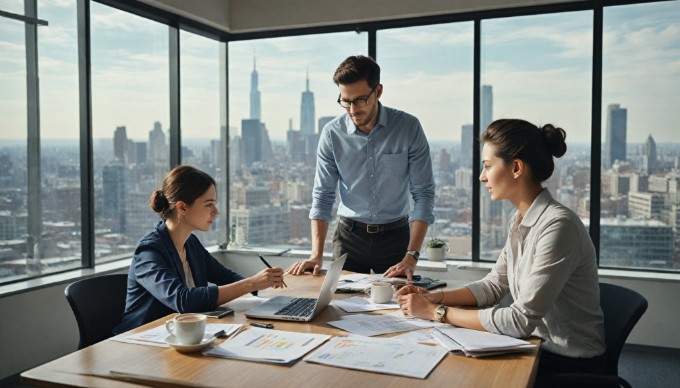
165;313;207;345
368;282;394;304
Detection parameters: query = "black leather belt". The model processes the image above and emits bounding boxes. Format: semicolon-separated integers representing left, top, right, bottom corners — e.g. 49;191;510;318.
339;216;408;234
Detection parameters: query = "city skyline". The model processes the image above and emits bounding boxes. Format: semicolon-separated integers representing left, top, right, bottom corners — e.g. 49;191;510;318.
1;2;678;143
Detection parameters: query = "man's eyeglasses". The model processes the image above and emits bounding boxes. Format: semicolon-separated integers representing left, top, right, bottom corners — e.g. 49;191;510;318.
337;85;377;108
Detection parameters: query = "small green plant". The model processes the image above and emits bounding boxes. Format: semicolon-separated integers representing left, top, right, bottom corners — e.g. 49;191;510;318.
426;237;446;248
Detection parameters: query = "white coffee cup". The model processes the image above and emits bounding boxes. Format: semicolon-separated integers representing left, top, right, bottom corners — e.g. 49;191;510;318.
165;313;207;345
368;282;394;304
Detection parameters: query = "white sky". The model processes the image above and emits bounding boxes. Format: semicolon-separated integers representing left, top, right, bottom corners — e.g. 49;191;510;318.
0;1;678;144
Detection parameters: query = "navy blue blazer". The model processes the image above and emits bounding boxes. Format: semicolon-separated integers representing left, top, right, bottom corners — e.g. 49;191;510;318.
114;221;244;334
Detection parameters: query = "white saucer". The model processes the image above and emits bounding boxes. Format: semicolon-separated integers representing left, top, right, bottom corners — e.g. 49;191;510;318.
164;334;216;353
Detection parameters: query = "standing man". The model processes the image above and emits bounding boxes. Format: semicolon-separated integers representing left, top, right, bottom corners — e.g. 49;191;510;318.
286;55;435;281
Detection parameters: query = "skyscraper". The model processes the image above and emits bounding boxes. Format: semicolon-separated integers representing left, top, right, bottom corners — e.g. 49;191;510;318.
102;163;126;233
300;70;315;135
642;134;657;174
250;56;261;120
605;103;627;169
113;126;127;163
481;85;493;131
460;124;473;168
318;116;334;133
148;121;167;163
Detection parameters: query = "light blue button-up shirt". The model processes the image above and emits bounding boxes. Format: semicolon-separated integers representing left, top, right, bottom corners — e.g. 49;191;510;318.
309;104;435;225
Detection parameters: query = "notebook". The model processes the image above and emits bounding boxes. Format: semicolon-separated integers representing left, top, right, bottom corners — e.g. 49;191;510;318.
245;254;347;322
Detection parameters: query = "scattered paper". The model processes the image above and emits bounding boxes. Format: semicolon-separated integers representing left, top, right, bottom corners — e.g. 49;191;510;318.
117;324;243;347
327;313;440;336
305;335;448;379
334;296;399;312
203;328;331;365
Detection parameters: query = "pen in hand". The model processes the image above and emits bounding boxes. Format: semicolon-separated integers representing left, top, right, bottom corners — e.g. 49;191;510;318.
258;253;288;288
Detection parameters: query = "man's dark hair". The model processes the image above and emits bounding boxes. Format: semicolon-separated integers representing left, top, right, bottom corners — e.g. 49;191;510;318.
333;55;380;87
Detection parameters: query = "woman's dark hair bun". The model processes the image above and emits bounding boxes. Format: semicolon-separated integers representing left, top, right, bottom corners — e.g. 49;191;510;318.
540;124;567;158
150;190;169;213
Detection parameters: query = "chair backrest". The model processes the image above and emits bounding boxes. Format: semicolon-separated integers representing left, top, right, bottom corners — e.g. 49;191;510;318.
599;282;648;375
64;273;128;349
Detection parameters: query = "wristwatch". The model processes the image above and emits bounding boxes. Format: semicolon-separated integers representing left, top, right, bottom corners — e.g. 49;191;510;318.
434;305;448;323
405;250;420;260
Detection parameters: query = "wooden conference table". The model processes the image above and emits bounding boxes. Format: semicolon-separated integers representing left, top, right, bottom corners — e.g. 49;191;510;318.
22;272;540;387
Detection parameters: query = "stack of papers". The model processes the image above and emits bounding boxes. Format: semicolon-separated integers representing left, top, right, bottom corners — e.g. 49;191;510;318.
431;327;537;357
117;324;243;347
203;328;331;365
333;296;399;312
327;313;445;336
305;335;448;379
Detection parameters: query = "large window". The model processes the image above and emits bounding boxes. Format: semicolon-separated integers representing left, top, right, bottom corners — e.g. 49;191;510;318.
2;0;677;287
378;22;474;259
480;11;593;261
91;2;169;262
600;1;680;270
0;11;29;282
227;33;366;251
180;30;223;246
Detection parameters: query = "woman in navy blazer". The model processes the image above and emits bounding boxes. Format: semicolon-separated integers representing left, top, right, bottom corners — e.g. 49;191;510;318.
115;166;284;334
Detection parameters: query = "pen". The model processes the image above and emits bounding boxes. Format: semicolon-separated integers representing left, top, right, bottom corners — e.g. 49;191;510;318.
250;322;274;329
258;253;288;288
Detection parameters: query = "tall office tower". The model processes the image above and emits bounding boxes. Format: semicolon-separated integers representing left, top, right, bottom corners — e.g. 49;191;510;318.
113;126;128;163
102;163;126;233
604;103;627;170
318;116;334;134
135;142;147;165
148;121;167;163
642;134;657;174
300;70;315;135
250;56;261;120
287;128;306;163
241;119;262;166
481;84;493;131
460;124;473;168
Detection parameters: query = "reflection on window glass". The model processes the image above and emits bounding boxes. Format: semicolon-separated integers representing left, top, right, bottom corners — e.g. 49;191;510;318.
180;30;222;246
37;0;81;275
480;12;593;261
91;2;169;262
378;22;474;259
228;33;366;250
601;1;680;271
0;16;28;282
0;0;24;15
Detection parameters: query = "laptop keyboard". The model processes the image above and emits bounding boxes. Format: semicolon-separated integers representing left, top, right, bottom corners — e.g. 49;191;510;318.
274;297;317;317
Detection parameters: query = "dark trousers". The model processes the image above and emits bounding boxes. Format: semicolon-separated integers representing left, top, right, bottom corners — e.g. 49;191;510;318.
534;349;607;387
332;217;409;274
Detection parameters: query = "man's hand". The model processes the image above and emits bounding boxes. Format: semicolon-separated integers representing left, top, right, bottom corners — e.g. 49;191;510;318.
382;255;417;281
286;257;322;275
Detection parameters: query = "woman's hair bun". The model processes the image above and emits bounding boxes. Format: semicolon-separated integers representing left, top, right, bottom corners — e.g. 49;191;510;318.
540;124;567;158
150;189;169;213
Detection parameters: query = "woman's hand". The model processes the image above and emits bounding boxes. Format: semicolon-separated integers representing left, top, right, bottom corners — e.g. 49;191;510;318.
397;292;438;320
249;267;285;290
395;284;429;297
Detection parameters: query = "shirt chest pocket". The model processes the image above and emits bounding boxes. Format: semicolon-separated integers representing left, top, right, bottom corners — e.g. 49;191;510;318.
377;152;408;190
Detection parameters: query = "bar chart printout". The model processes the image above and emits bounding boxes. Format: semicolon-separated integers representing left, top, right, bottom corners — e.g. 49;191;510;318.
203;328;331;365
305;336;448;379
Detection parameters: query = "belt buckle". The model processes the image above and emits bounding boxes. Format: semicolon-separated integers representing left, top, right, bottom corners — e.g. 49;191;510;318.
366;224;379;234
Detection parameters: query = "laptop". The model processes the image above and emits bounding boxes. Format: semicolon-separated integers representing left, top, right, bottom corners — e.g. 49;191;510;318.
245;254;347;322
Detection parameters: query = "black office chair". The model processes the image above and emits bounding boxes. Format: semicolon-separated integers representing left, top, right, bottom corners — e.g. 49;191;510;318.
64;273;128;349
551;282;648;388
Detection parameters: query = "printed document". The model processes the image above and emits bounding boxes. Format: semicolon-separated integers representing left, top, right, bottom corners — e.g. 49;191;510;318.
117;323;243;347
327;313;440;336
203;328;331;365
305;335;448;379
334;296;399;312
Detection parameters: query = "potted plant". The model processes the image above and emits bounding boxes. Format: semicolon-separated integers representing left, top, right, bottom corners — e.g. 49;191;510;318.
425;237;448;262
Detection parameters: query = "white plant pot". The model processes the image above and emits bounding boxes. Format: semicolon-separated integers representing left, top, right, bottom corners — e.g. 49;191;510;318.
426;247;447;262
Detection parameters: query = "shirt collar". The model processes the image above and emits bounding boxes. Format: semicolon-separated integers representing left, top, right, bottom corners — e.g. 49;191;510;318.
520;188;553;228
344;102;387;135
